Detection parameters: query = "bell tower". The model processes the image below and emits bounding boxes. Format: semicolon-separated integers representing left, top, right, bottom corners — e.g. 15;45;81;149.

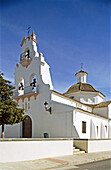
13;31;53;99
20;31;39;68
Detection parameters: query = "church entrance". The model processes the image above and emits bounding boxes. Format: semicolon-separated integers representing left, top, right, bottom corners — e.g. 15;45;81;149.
22;116;32;138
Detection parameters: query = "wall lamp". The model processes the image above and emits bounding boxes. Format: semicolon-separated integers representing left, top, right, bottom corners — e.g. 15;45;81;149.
44;101;52;114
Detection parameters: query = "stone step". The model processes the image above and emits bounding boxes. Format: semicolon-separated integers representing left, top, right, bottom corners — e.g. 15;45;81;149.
73;148;80;152
73;146;85;155
73;150;85;154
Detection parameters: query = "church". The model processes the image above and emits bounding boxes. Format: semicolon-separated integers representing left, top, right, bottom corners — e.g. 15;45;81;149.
2;31;111;139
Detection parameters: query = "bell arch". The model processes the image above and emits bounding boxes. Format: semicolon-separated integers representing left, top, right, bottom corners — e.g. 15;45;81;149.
30;73;37;92
18;77;24;96
25;48;30;59
22;116;32;138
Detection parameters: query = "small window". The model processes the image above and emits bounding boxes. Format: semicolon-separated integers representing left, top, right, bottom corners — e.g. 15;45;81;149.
96;126;98;136
70;96;74;99
82;121;86;133
105;125;107;133
44;133;49;138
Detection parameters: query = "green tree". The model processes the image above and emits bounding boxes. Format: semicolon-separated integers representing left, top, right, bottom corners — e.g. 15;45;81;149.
0;73;26;138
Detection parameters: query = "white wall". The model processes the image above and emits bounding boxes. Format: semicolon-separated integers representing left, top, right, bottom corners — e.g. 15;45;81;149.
66;92;104;104
88;140;111;153
52;93;92;113
73;109;108;139
0;139;73;162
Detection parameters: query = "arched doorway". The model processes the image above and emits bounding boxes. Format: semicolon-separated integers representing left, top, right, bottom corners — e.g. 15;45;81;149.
22;116;32;138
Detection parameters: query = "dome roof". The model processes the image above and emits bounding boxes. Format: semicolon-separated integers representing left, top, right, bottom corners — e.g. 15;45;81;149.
64;83;99;94
75;70;88;76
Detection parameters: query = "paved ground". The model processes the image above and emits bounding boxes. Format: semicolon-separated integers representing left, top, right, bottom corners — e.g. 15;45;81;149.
0;151;111;170
51;159;111;170
76;159;111;170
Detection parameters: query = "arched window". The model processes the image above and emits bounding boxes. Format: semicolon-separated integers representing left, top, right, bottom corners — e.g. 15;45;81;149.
30;73;37;92
18;77;24;96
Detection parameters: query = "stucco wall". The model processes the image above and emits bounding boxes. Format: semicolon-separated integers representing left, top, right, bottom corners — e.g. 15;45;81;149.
0;139;73;162
73;109;108;139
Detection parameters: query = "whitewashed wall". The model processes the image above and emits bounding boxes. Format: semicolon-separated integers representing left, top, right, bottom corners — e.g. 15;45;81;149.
73;109;108;139
51;93;92;113
0;139;73;162
65;92;104;104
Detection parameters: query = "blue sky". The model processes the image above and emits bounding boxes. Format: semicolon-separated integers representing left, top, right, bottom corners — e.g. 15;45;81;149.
0;0;111;100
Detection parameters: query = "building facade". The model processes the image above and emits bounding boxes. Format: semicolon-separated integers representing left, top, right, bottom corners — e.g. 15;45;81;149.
1;32;111;139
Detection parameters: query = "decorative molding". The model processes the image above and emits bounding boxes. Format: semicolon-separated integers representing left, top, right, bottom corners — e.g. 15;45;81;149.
13;92;39;102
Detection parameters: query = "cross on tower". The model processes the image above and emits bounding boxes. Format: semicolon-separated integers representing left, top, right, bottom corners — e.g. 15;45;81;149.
27;25;31;35
81;63;83;70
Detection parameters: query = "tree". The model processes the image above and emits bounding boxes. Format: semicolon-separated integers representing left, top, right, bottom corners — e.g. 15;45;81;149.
0;73;27;138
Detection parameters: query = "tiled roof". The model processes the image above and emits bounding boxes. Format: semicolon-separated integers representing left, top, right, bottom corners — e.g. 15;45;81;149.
64;83;98;93
91;101;111;108
75;70;88;76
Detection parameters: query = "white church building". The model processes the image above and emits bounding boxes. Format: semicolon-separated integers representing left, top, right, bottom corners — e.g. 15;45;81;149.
2;32;111;139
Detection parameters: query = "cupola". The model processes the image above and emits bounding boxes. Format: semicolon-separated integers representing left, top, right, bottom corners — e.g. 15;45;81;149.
75;69;88;83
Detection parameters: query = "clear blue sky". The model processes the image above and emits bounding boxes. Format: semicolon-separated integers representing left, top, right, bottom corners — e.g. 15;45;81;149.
0;0;111;100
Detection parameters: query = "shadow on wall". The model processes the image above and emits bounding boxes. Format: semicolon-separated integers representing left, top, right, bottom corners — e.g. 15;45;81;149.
101;123;105;138
91;121;96;139
72;125;80;139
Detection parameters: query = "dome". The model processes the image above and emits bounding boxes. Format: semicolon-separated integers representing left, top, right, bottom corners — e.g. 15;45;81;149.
64;83;99;94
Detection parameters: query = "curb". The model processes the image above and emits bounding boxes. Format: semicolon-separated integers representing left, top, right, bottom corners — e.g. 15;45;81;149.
46;155;111;170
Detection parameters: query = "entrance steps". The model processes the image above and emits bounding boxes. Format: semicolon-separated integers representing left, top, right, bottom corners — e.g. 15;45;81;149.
73;146;85;155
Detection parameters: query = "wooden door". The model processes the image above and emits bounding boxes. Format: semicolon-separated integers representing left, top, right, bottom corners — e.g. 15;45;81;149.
22;116;32;138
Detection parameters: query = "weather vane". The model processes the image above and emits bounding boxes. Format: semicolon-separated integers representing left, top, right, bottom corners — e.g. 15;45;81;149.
27;25;31;35
81;63;83;70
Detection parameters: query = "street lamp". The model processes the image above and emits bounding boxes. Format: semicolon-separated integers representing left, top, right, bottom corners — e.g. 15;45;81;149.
44;101;52;114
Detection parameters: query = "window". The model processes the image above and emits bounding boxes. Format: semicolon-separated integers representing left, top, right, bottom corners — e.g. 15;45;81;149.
70;96;74;99
96;126;98;136
82;121;86;133
105;125;107;133
44;133;49;138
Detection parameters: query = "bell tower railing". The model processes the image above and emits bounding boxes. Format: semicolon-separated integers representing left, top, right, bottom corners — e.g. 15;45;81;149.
13;85;39;97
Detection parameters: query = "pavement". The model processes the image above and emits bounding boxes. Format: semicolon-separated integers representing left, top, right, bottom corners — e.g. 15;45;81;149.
0;151;111;170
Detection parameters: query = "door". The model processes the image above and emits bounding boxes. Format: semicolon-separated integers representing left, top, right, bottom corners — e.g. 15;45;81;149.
22;116;32;138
